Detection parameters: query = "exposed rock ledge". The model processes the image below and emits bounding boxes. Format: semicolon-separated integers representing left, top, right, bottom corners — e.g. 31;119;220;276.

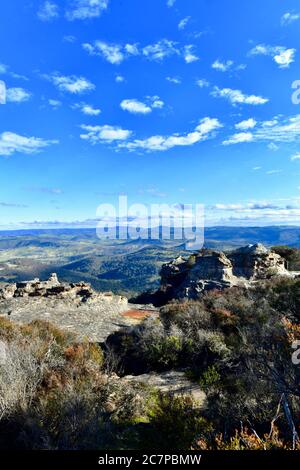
124;371;205;403
0;274;157;342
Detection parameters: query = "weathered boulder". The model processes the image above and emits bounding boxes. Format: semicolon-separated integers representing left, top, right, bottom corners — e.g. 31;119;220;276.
149;243;297;303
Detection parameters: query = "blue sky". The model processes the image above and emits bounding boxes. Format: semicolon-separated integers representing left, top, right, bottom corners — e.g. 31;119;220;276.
1;0;300;229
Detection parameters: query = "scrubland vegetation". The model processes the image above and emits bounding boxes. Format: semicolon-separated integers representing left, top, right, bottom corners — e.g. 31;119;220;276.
0;276;300;449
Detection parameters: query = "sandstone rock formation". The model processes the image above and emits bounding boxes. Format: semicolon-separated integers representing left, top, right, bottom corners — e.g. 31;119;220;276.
0;273;127;305
155;243;298;302
0;274;136;342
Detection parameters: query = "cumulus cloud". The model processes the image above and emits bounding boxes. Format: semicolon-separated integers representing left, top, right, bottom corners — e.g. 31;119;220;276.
0;132;58;156
223;132;254;145
212;59;233;72
178;17;190;30
120;96;164;114
212;86;268;105
183;45;199;63
83;39;198;64
80;124;132;143
66;0;109;20
83;41;128;64
37;1;59;21
48;99;62;108
115;75;125;83
120;99;152;114
291;152;300;161
119;117;222;152
166;76;181;84
150;96;164;109
224;114;300;145
196;78;210;88
47;73;95;94
74;102;101;115
125;43;139;56
281;12;300;25
249;44;296;68
235;118;257;130
143;39;179;61
6;87;31;103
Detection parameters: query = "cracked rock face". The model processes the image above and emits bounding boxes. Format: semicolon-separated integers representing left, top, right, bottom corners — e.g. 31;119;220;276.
157;243;296;301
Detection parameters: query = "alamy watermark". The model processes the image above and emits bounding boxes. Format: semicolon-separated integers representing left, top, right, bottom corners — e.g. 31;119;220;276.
96;196;204;251
291;80;300;104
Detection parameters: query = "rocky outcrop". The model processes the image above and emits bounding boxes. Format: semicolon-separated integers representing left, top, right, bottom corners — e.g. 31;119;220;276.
0;274;136;342
150;243;298;303
0;273;127;305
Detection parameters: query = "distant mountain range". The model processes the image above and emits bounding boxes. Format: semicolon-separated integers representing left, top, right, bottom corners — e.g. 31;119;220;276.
0;226;300;296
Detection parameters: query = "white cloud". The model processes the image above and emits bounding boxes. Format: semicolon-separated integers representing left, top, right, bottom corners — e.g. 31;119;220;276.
125;43;139;56
268;142;279;151
281;12;300;25
119;117;222;152
266;170;282;175
120;96;164;114
166;76;181;84
83;41;125;64
167;0;176;6
183;45;199;63
223;132;254;145
83;39;197;64
48;73;95;94
235;118;257;130
178;17;190;30
75;102;101;115
249;44;296;68
255;115;300;142
48;99;62;108
6;87;31;103
150;96;164;109
224;115;300;145
120;99;152;114
37;1;59;21
80;124;132;143
212;59;233;72
196;78;209;88
0;132;58;156
212;86;268;105
143;40;179;61
66;0;109;20
291;152;300;161
115;75;125;83
274;48;296;68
